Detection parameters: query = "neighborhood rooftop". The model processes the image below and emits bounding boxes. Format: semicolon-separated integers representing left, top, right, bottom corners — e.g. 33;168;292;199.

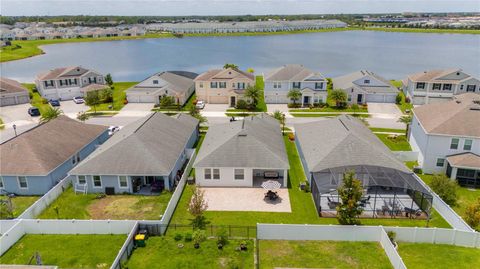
264;64;325;82
194;114;289;169
413;93;480;137
333;70;399;94
194;68;254;81
407;68;469;82
0;116;107;176
69;112;198;176
37;66;91;80
0;77;29;94
127;71;198;94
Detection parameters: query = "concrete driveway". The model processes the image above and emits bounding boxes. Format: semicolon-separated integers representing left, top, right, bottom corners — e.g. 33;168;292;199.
203;104;229;112
0;103;39;128
366;103;405;129
85;103;154;127
367;103;402;115
267;104;289;113
60;100;89;118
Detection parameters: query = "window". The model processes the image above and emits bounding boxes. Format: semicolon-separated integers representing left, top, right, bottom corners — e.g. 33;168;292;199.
363;79;370;84
315;82;324;89
450;138;459;149
210;82;218;88
77;175;86;185
0;176;4;189
199;82;203;88
204;169;212;180
234;169;244;180
292;82;301;88
119;176;128;188
213;169;220;180
432;83;441;90
153;80;159;84
467;85;476;92
93;175;102;187
464;139;473;150
443;84;452;91
219;82;227;88
347;95;352;102
72;153;80;165
436;158;445;167
460;85;464;90
273;82;281;89
237;82;246;89
18;176;28;189
416;82;425;89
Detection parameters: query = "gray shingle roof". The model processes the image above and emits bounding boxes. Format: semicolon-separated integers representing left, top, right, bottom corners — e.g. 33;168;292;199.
69;112;198;176
0;77;29;94
127;71;198;95
295;115;410;173
265;64;325;82
333;70;398;94
194;114;289;169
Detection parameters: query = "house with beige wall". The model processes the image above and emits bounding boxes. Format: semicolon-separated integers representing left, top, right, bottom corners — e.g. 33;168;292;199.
194;67;255;107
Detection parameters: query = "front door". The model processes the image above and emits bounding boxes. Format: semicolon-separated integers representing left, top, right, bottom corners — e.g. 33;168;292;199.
230;96;236;107
357;94;363;104
303;96;310;106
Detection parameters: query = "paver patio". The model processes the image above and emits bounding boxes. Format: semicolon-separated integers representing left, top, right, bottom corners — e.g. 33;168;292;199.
203;187;291;212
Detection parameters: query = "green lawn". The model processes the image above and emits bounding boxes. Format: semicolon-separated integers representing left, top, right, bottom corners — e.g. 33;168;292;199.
23;83;51;115
396;91;414;114
397;243;480;269
375;133;412;151
171;135;449;228
89;81;138;111
38;187;172;220
291;113;370;118
370;127;405;133
0;195;39;219
0;234;126;268
126;236;254;269
363;27;480;35
290;106;368;113
259;240;392;269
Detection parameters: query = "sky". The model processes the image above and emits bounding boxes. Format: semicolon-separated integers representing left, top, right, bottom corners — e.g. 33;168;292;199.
2;0;479;16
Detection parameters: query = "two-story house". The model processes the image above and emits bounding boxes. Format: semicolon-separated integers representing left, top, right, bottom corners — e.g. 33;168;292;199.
35;66;105;100
333;70;399;104
403;69;480;105
264;64;327;105
194;67;255;107
126;71;198;106
409;93;480;188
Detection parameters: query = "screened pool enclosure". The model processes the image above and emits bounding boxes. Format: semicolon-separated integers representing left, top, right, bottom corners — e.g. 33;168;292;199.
311;165;433;220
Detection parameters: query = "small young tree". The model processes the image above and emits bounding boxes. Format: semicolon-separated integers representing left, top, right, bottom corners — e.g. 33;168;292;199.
189;105;207;125
244;85;260;109
336;171;364;225
465;198;480;231
246;67;255;73
76;111;91;123
430;174;458;206
159;96;175;108
330;89;347;108
273;110;286;134
40;107;63;123
398;115;412;137
395;93;403;105
223;63;239;70
85;90;101;113
188;185;208;228
101;87;114;106
287;89;301;105
105;73;113;87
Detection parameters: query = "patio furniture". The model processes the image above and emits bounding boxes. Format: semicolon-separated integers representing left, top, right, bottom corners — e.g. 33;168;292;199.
264;171;280;179
151;180;164;193
327;196;340;209
265;190;278;200
404;207;422;218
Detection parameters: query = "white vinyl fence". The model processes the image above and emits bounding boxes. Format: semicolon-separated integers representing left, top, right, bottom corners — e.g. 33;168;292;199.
0;220;19;234
17;176;73;219
384;227;480;248
0;221;25;256
110;222;139;269
379;228;407;269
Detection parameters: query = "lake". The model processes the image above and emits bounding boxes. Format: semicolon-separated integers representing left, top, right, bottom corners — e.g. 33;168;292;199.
1;30;479;82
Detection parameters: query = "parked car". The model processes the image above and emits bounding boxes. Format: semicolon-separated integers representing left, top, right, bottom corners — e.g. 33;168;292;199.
195;100;205;109
73;96;85;104
108;126;121;136
28;107;40;116
49;99;60;106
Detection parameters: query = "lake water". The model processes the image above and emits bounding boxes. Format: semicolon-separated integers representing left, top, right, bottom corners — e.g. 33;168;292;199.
1;30;479;82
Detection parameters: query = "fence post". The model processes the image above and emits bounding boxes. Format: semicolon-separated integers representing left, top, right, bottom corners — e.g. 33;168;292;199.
413;227;418;242
451;229;457;245
432;227;437;244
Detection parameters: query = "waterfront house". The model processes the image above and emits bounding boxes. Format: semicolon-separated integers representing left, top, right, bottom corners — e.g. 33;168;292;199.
0;116;109;195
194;67;254;107
35;66;105;100
403;69;480;105
69;112;199;194
264;64;327;105
0;77;30;107
126;71;198;106
409;93;480;187
194;114;289;187
333;70;399;104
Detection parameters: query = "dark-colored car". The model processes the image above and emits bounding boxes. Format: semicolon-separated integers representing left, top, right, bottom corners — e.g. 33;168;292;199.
28;107;40;116
49;99;61;106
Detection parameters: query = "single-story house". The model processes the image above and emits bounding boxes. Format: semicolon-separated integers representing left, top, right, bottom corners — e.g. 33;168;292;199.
194;114;289;187
69;112;199;194
0;77;30;107
332;70;399;104
0;116;109;195
126;71;198;106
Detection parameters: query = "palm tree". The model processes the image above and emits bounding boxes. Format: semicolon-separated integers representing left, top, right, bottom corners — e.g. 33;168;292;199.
244;86;260;109
247;67;255;73
223;63;239;70
330;89;347;108
287;89;301;105
189;105;207;125
76;111;91;123
40;107;63;123
398;115;412;137
273;110;286;134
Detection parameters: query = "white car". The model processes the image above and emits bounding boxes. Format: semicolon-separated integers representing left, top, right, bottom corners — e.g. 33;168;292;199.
108;126;121;136
195;100;205;109
73;96;85;104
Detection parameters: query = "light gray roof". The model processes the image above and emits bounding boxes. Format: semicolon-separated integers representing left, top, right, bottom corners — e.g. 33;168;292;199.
333;70;399;94
127;71;198;95
194;114;289;169
69;112;198;176
295;115;410;173
265;64;325;82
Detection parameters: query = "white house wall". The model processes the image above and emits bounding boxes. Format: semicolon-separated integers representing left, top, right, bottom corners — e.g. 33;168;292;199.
195;167;254;187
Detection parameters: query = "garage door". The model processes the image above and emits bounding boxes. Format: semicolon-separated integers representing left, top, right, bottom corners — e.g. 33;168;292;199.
17;95;30;104
384;94;397;103
412;96;426;105
209;96;228;104
59;90;80;100
0;97;16;106
366;94;386;103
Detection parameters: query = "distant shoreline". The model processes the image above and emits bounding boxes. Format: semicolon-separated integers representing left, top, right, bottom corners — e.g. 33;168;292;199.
1;27;479;63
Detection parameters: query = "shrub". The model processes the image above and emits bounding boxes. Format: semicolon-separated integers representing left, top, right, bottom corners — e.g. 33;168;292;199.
288;133;295;141
395;93;403;104
387;231;396;244
465;198;480;230
430;174;458;206
174;233;183;241
184;232;193;242
41;98;49;104
192;229;206;244
287;103;301;108
216;228;229;246
32;86;38;93
405;96;411;103
235;99;248;110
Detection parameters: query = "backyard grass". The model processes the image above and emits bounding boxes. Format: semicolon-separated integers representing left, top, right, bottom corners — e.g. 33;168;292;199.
125;235;254;269
395;90;414;114
397;243;480;269
0;195;39;219
23;83;51;115
291;113;370;118
89;81;138;111
171;135;450;228
259;240;392;269
375;133;412;151
0;234;126;268
370;127;405;133
38;187;172;220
